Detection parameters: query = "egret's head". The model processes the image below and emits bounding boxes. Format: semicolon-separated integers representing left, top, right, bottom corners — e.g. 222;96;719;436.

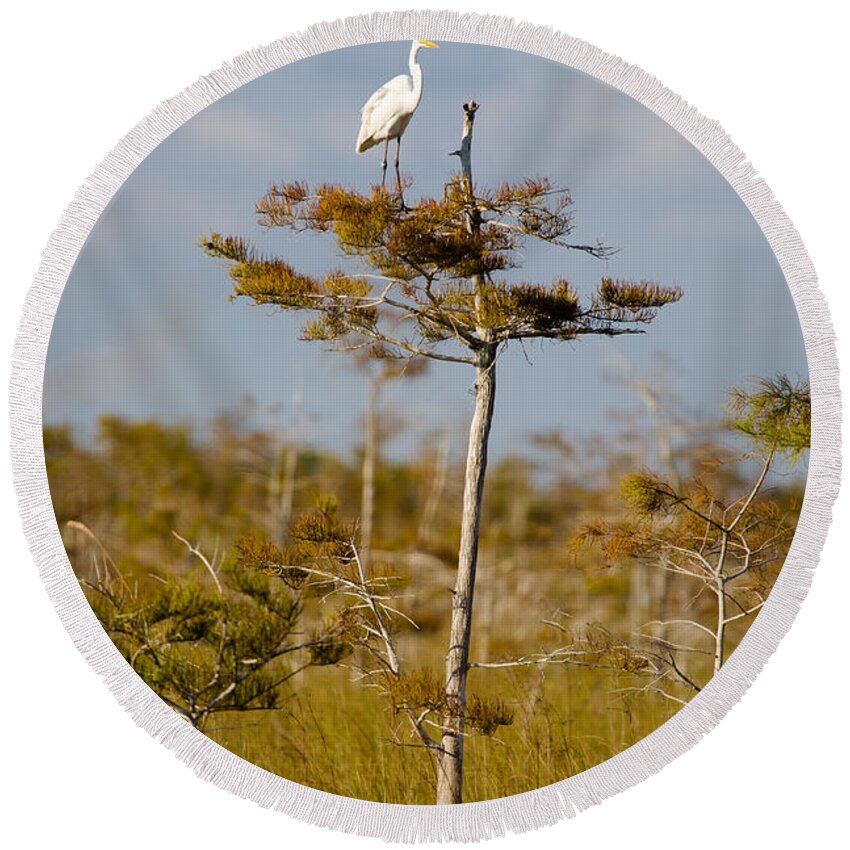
415;39;439;50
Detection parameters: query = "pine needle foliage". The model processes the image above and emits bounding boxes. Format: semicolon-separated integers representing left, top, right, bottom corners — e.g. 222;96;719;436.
381;668;513;738
84;553;337;730
235;505;515;748
202;175;681;364
572;375;809;699
620;472;680;515
728;374;811;460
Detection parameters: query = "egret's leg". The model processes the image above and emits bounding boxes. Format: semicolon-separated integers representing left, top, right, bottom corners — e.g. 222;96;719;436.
381;139;389;190
395;136;409;209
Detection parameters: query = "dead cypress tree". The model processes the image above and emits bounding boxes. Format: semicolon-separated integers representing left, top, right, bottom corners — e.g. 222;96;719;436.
202;101;682;804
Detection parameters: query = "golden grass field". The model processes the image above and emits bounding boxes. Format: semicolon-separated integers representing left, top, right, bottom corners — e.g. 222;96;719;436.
45;395;802;803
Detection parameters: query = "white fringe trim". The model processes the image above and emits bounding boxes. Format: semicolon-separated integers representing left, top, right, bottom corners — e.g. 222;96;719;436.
8;9;841;843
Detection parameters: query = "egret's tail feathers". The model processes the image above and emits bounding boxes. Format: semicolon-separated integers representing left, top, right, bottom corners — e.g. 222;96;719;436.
356;134;379;154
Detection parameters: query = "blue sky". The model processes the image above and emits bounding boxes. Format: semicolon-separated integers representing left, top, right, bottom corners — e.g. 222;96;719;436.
44;41;807;462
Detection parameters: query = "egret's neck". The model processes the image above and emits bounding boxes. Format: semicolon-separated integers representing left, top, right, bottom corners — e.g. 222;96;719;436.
408;44;424;98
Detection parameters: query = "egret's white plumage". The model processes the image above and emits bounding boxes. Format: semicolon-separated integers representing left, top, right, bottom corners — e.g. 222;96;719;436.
356;39;439;188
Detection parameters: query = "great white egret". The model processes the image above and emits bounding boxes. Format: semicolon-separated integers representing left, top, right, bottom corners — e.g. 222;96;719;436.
356;39;439;190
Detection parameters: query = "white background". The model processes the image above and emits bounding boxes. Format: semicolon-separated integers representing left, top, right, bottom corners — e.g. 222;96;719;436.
2;2;847;847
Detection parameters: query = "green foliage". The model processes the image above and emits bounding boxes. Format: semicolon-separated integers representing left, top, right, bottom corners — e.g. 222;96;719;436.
728;374;811;459
620;472;679;515
43;423;74;461
83;534;336;730
307;633;353;667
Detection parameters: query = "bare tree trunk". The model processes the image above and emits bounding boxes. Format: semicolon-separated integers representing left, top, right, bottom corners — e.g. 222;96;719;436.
645;387;680;640
437;347;496;804
436;100;489;805
713;531;729;673
269;388;301;544
361;372;382;573
614;356;682;636
417;431;450;545
279;442;298;537
714;580;726;674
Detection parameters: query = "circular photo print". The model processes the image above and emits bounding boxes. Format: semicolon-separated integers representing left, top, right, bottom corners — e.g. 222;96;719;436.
43;36;810;810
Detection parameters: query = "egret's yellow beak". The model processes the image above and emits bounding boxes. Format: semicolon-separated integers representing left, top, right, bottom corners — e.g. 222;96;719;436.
419;40;439;48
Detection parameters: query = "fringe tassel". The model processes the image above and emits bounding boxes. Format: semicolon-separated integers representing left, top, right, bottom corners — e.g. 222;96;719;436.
8;9;841;843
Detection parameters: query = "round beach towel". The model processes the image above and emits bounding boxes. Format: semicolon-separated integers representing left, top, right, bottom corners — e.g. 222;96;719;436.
10;10;840;842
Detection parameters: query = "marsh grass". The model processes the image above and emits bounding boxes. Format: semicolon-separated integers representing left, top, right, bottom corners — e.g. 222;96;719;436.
46;408;799;804
206;653;677;803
